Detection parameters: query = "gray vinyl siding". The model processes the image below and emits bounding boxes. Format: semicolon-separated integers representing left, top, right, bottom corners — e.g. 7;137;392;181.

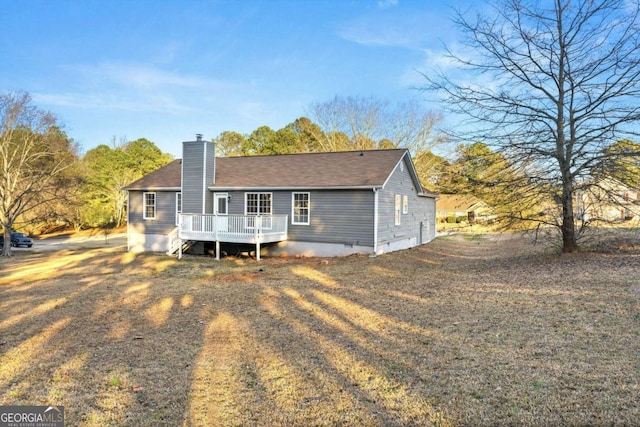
286;190;374;246
225;190;251;215
377;157;433;244
218;189;375;246
182;142;204;214
182;140;215;214
128;190;179;235
204;143;215;214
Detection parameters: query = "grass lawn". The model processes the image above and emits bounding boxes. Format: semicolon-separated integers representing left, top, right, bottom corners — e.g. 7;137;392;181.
1;231;639;426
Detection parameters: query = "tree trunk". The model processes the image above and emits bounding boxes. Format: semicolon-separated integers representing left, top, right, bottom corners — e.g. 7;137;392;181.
561;183;578;253
1;227;12;257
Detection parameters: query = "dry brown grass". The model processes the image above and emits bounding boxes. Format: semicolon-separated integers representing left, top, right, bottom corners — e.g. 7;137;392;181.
1;231;639;426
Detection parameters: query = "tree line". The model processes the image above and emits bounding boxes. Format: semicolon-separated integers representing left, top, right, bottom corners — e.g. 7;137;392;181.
0;92;175;256
3;0;640;255
2;88;639;257
0;92;447;255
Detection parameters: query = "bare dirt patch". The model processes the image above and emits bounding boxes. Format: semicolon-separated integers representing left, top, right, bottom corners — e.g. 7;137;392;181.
1;232;639;426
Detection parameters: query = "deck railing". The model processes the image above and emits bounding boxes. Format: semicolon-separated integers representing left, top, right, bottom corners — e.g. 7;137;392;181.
167;226;181;255
178;214;288;244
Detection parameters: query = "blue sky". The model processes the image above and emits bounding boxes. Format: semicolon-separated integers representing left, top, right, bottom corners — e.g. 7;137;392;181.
1;0;474;157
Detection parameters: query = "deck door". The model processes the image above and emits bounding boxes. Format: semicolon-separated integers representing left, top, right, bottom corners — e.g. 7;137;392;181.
214;193;229;232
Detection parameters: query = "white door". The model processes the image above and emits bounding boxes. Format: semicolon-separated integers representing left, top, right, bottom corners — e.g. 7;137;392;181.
214;193;228;232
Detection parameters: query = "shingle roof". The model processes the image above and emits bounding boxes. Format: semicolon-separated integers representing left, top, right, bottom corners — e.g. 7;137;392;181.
214;149;406;188
125;149;414;190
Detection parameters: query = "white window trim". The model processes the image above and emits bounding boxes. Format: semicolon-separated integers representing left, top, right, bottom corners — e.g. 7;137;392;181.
214;193;228;215
245;192;273;229
292;192;310;225
244;192;273;215
175;192;182;225
395;194;401;226
402;195;408;214
143;192;156;220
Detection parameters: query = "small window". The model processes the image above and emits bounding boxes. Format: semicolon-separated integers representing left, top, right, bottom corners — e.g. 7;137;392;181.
292;192;310;225
395;194;401;225
175;193;182;225
143;192;156;220
402;195;408;214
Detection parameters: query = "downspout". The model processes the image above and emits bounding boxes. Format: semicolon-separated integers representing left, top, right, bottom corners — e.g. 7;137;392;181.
373;188;379;255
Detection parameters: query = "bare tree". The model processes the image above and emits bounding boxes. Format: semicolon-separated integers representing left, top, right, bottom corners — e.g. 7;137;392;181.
0;92;77;256
308;95;446;155
424;0;640;253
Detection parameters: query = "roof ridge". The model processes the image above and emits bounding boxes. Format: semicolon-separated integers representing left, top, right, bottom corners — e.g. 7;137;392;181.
214;148;407;160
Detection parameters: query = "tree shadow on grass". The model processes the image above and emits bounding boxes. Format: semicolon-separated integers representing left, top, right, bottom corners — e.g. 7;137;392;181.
1;236;639;426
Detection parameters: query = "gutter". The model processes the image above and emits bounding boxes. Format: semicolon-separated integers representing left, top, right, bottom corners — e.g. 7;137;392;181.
208;185;384;191
122;186;181;191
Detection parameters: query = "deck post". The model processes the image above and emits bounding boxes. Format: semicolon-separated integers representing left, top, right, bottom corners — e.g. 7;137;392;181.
216;240;220;261
256;242;261;261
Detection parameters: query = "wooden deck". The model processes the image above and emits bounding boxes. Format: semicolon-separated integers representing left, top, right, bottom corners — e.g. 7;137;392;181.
173;214;288;260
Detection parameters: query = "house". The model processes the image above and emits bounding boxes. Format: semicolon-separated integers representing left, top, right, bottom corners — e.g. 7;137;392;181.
124;135;437;259
574;178;640;222
436;194;493;224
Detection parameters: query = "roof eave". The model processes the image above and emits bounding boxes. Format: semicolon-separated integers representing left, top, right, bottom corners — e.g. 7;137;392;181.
418;191;438;199
208;185;383;191
124;186;181;191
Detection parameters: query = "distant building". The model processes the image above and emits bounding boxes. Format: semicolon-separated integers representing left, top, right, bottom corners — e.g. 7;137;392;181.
436;194;494;224
574;178;640;222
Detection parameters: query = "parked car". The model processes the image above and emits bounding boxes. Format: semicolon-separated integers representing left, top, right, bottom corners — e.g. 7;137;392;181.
11;232;33;248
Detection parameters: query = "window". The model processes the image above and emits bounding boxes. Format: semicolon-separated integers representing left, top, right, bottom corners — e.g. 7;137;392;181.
402;195;408;214
143;192;156;220
292;192;310;225
175;193;182;225
395;194;401;225
246;193;272;228
246;193;272;215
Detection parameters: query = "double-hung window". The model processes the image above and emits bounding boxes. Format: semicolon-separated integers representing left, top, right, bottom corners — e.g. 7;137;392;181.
143;192;156;220
292;192;310;225
245;192;272;228
395;194;401;225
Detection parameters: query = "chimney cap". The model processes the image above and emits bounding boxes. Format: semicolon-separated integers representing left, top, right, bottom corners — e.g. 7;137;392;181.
196;133;203;141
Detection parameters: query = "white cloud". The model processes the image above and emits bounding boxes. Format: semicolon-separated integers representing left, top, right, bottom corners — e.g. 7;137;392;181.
33;91;196;114
377;0;398;10
33;61;248;116
67;62;208;89
337;9;445;50
338;25;413;47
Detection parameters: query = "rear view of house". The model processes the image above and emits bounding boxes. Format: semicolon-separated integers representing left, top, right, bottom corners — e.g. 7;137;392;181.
125;135;437;259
